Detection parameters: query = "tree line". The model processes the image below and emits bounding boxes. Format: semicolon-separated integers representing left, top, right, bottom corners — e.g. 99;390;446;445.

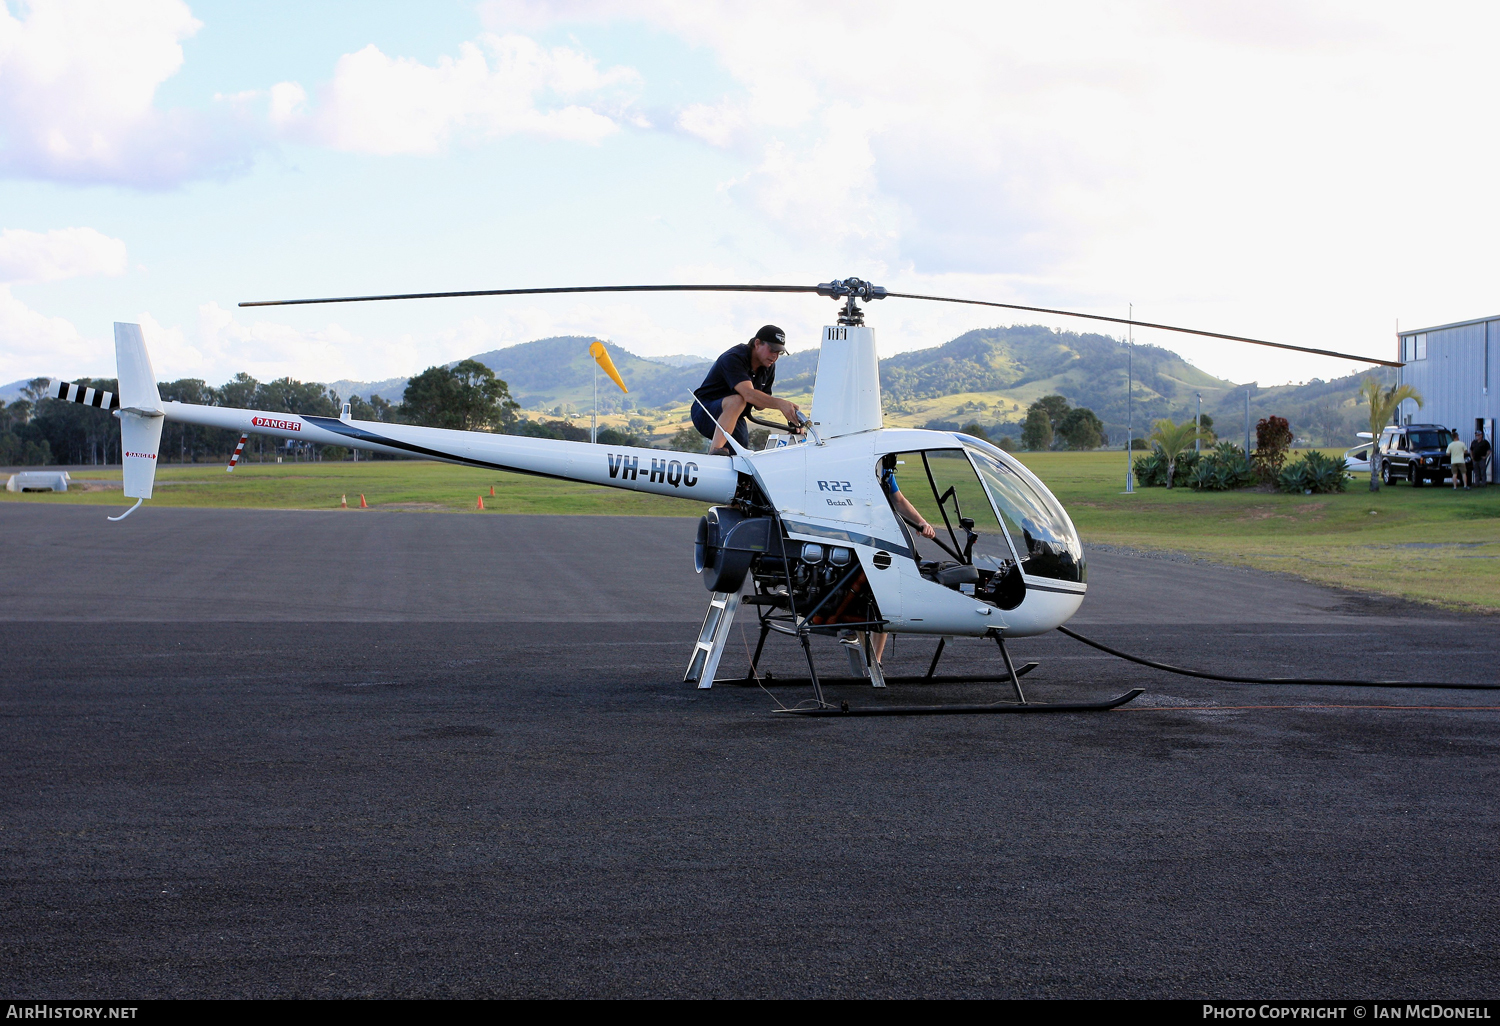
1;360;655;467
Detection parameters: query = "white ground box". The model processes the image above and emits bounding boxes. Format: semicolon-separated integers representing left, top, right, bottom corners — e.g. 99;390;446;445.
5;471;72;492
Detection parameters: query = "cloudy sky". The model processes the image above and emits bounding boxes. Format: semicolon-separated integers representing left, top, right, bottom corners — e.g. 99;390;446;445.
2;0;1496;393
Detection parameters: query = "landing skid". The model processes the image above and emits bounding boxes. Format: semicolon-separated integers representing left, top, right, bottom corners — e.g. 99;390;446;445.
717;662;1040;688
774;688;1145;717
688;589;1142;717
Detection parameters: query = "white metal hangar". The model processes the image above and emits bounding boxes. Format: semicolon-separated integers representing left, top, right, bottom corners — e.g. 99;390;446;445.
1397;314;1496;479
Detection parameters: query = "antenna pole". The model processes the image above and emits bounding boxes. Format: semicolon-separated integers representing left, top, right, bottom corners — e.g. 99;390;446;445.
1124;304;1134;493
1244;389;1251;458
1195;392;1202;452
592;361;598;444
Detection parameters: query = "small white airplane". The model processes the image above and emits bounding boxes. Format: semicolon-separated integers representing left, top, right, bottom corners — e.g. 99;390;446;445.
57;279;1399;714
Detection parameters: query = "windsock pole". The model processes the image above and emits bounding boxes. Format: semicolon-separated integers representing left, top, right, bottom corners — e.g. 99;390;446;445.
589;340;628;446
227;433;249;472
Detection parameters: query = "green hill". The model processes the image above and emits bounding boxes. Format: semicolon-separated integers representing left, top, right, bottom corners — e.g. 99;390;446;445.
466;336;704;413
322;326;1397;448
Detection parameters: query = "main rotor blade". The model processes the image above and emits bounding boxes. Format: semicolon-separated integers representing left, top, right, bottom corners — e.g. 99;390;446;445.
240;277;1400;368
239;283;821;308
885;291;1402;368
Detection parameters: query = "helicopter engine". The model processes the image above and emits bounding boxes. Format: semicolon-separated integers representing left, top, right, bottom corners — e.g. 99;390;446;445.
695;505;881;629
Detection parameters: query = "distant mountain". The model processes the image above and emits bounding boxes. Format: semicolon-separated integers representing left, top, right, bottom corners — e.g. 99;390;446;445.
2;326;1393;447
465;336;707;410
647;354;713;369
0;378;36;402
851;326;1398;446
321;375;410;404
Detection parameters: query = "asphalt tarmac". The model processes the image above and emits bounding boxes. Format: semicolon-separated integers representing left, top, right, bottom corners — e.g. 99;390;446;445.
3;505;1498;999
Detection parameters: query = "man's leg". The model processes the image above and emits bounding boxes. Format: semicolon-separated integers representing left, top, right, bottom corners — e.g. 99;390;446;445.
872;632;887;664
713;393;747;449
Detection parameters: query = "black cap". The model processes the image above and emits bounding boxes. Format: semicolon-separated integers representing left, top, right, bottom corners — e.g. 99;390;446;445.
751;324;787;351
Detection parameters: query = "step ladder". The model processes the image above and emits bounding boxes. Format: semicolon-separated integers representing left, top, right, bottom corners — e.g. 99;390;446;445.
839;631;887;687
683;590;741;688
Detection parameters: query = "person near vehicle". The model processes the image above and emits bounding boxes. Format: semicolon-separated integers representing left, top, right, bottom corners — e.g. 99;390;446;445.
1472;429;1492;486
872;453;937;664
1447;431;1470;490
691;325;801;455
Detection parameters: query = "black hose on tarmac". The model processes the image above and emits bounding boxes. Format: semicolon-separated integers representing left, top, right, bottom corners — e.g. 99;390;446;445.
1057;625;1500;691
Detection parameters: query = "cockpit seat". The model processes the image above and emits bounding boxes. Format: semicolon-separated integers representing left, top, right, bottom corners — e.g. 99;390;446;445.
935;564;980;588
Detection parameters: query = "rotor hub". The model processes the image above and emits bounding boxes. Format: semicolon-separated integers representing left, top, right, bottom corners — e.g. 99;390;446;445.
816;277;887;326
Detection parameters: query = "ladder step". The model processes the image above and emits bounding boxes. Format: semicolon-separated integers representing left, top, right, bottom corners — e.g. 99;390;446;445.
684;590;741;687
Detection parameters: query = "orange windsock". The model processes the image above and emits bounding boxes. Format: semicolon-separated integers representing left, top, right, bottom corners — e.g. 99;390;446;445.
590;341;628;394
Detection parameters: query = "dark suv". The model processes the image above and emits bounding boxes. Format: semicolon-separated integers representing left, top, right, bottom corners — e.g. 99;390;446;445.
1377;424;1454;487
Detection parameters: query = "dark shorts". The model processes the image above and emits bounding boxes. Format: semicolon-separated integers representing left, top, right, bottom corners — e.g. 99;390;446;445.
691;395;750;447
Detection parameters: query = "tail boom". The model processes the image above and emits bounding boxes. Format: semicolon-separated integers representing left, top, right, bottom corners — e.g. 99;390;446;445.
161;401;738;503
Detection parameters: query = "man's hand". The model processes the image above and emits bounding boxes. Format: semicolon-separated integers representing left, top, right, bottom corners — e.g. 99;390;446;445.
780;399;804;432
917;521;937;540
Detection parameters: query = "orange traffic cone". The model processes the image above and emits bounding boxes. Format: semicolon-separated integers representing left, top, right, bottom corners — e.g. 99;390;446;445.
476;495;485;510
359;494;368;508
341;494;347;508
489;485;495;497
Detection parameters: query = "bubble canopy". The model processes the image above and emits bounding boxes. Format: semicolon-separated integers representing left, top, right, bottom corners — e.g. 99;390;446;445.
959;436;1086;584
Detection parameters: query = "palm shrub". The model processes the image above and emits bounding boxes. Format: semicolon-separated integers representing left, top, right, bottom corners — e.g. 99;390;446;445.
1188;441;1255;491
1278;450;1348;494
1146;419;1206;489
1357;377;1423;492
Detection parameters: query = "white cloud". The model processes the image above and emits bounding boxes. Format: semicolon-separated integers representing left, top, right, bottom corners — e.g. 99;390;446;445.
0;227;128;284
0;285;99;381
274;33;639;155
0;0;259;186
0;226;129;383
474;0;1500;385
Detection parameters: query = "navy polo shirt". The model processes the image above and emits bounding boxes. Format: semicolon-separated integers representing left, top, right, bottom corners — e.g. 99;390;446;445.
694;343;775;404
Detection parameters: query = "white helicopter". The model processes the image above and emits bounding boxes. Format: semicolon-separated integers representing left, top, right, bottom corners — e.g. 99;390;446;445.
57;278;1398;715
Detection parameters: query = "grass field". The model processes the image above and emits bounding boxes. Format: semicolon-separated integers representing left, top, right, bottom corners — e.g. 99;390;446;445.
0;459;702;517
7;450;1499;611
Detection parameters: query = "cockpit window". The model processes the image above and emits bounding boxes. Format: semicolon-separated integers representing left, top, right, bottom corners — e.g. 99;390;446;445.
961;438;1086;584
881;449;1019;571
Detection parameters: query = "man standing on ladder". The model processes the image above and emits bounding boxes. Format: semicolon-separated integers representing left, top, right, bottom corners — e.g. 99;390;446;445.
692;325;802;455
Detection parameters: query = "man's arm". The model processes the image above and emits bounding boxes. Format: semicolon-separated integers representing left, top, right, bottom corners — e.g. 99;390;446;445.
733;379;799;422
891;490;936;539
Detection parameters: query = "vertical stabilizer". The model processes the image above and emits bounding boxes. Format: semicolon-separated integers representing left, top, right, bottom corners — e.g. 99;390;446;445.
114;322;164;501
115;323;162;412
810;325;882;439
